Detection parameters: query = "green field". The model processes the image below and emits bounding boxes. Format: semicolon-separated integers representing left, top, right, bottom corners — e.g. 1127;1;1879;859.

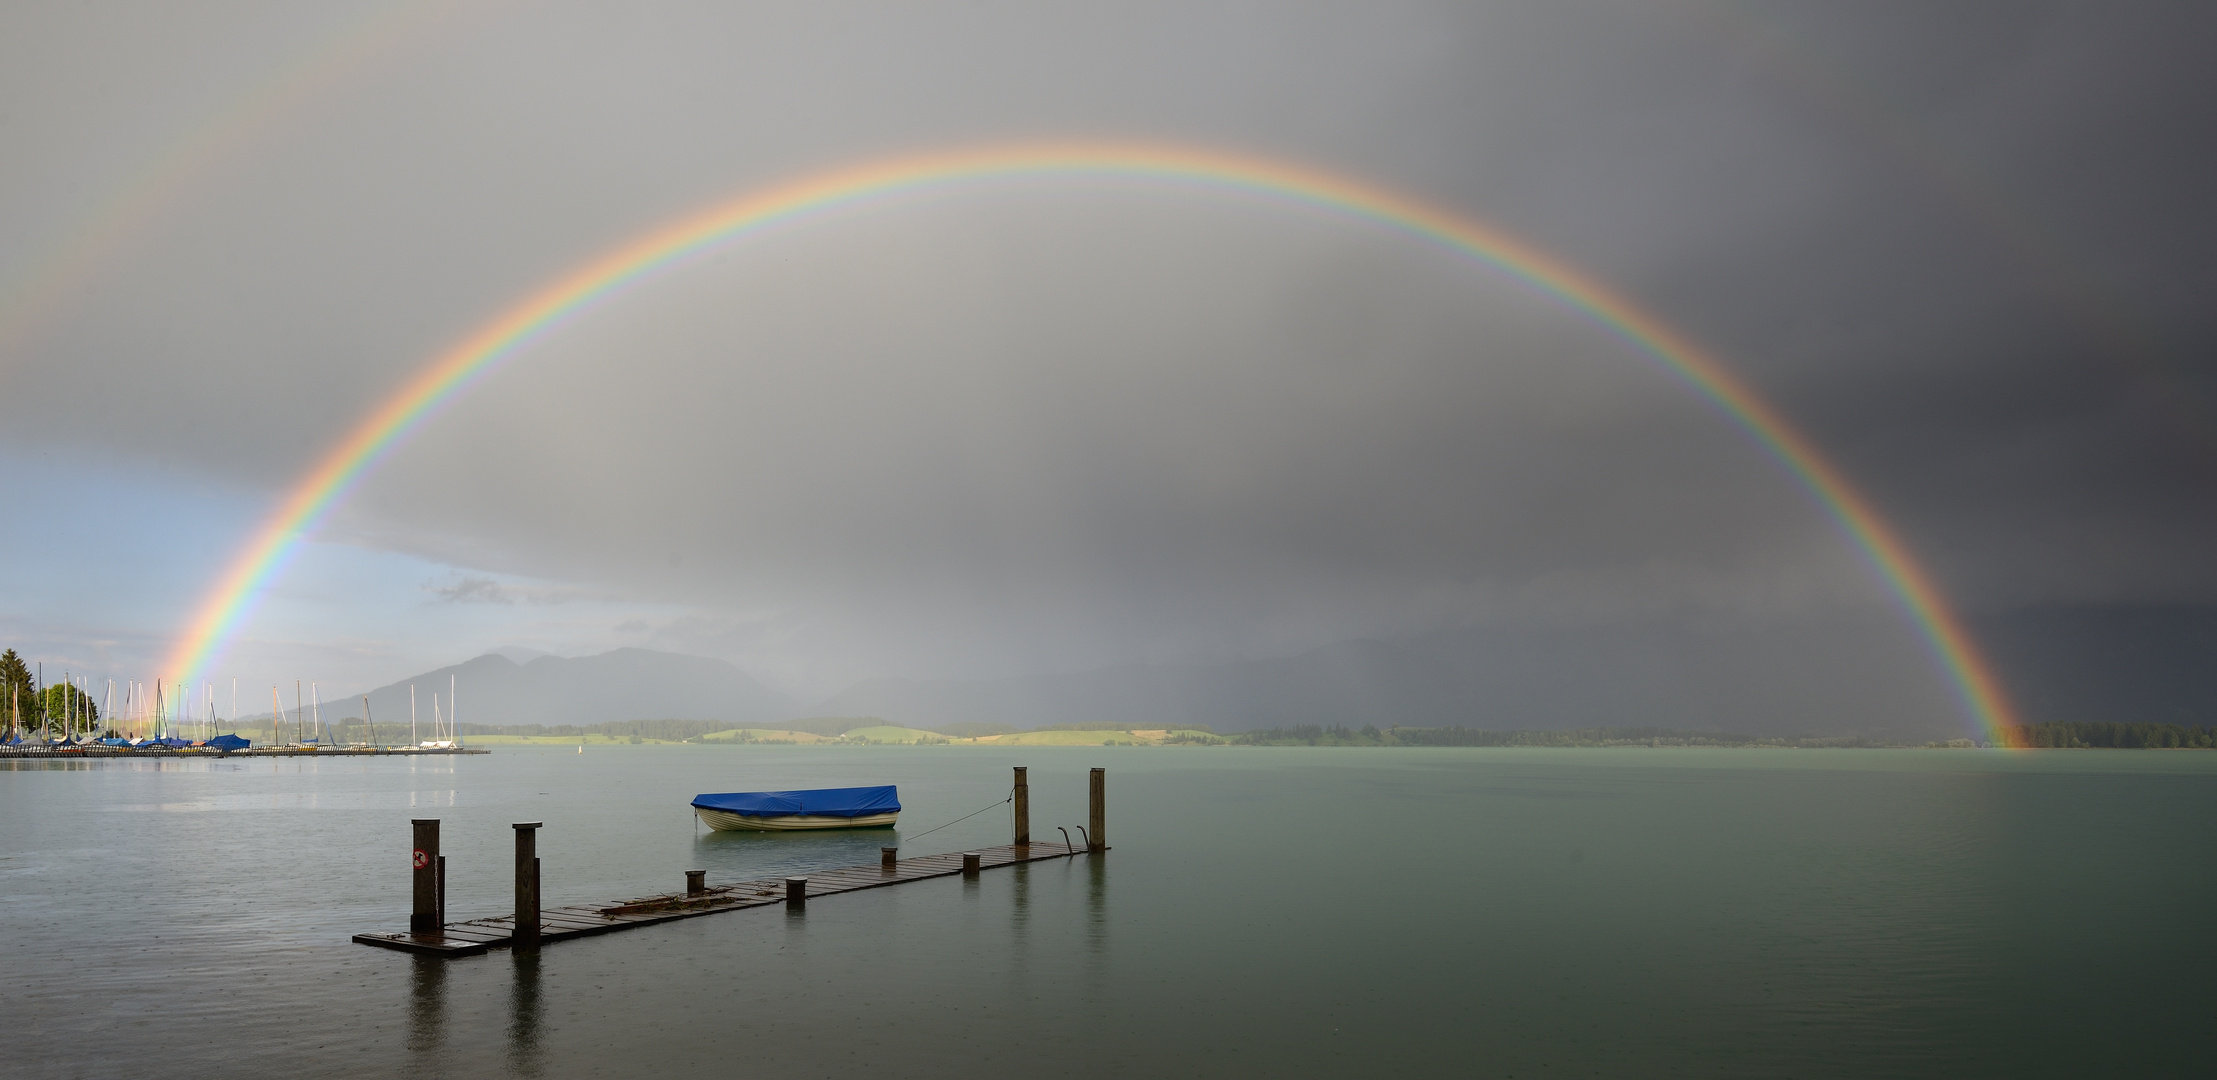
696;728;844;744
839;725;952;744
453;725;1220;747
462;732;687;746
955;728;1218;746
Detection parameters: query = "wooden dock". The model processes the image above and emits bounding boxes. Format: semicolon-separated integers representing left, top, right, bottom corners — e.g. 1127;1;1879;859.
353;840;1098;957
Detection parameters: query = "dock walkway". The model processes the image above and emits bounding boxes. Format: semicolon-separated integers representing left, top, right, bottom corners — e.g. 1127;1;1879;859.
354;840;1097;958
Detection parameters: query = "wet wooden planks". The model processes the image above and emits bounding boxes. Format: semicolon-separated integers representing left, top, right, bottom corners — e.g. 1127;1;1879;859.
353;840;1097;957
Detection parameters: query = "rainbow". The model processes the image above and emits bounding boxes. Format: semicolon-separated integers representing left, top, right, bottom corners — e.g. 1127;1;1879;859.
158;141;2022;744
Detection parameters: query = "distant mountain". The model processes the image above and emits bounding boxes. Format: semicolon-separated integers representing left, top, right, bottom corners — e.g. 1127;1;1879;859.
328;648;797;731
309;604;2214;740
818;639;1465;735
815;616;1970;739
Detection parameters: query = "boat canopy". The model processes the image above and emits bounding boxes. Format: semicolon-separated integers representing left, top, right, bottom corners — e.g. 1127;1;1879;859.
205;734;251;751
690;786;901;819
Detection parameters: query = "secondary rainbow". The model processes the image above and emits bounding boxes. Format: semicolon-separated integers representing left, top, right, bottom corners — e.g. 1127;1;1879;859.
159;141;2023;744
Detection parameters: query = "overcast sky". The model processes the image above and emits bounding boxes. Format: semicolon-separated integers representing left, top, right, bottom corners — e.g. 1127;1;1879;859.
0;1;2210;718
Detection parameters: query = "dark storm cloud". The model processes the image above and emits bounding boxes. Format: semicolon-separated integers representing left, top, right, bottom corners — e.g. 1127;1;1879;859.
0;1;2209;725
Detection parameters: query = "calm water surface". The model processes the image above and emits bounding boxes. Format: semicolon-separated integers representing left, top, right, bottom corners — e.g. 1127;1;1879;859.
3;747;2212;1078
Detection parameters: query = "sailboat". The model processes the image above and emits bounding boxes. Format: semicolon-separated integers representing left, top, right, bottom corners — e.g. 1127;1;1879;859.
419;691;454;749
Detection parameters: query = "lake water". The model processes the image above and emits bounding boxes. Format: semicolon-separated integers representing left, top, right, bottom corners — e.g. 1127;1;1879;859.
3;747;2212;1078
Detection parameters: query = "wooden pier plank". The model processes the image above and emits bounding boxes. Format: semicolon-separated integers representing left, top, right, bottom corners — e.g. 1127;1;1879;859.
354;841;1099;957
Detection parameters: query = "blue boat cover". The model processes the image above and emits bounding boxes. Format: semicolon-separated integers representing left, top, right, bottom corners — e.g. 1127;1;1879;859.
205;734;251;751
691;785;900;819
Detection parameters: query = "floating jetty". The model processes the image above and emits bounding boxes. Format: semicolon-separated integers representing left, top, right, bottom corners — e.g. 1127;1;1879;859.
0;745;488;759
355;766;1104;959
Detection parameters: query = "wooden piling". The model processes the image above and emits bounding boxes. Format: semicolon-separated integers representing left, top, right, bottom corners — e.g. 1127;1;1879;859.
411;819;441;933
881;846;898;869
685;870;706;896
514;822;543;951
1012;766;1029;845
1088;767;1106;851
962;852;981;876
785;876;807;908
436;854;447;929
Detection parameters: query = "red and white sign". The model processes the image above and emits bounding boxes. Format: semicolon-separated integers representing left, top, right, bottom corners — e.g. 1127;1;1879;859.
412;848;430;870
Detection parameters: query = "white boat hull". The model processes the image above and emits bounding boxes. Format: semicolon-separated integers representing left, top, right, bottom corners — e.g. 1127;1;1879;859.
693;807;899;832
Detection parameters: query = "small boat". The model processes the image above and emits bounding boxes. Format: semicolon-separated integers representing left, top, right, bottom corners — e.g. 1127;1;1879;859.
691;786;901;831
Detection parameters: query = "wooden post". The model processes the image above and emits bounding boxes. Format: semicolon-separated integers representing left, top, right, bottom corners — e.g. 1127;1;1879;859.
1088;767;1106;851
436;855;447;929
881;846;898;869
1012;766;1029;846
963;852;981;876
685;869;706;896
410;819;440;933
513;822;542;951
785;876;807;908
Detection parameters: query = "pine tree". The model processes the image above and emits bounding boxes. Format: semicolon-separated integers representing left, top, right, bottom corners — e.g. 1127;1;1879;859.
0;649;38;734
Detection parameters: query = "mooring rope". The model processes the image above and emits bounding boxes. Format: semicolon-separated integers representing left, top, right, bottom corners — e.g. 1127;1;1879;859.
903;790;1013;842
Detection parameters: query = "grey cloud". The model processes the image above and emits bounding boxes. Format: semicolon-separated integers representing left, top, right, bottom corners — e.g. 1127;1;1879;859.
424;575;612;606
1;2;2210;727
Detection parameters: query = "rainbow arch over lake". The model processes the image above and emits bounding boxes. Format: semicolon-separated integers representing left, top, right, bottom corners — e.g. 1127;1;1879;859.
159;141;2023;745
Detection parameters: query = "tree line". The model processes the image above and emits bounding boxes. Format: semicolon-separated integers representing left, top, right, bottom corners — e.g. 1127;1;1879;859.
2;648;103;735
2004;721;2217;749
1227;724;1906;748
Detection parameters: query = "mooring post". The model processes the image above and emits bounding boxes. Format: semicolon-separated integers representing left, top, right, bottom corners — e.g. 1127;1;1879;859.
785;876;807;909
963;851;981;876
513;822;543;952
410;819;441;934
881;846;898;870
685;869;706;896
436;854;447;929
1088;767;1106;851
1012;766;1029;845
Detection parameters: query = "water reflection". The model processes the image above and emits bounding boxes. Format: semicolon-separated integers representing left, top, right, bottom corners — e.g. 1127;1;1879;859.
507;953;544;1077
1086;852;1108;953
1009;862;1032;992
405;955;447;1065
692;824;900;881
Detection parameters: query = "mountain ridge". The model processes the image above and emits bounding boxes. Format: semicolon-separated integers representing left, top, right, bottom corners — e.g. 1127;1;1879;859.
320;647;797;731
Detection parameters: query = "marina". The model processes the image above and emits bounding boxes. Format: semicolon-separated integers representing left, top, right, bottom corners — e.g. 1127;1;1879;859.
0;744;488;758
